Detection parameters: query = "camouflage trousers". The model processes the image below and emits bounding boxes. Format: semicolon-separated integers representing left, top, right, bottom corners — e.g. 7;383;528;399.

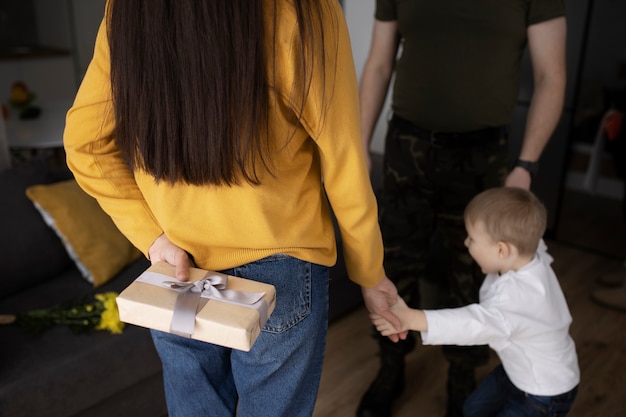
377;114;510;368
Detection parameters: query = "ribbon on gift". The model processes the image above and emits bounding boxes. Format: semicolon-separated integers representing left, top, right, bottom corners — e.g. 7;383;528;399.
136;271;269;338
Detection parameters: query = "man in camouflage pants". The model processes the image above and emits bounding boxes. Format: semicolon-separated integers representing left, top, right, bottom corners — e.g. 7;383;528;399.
364;115;509;415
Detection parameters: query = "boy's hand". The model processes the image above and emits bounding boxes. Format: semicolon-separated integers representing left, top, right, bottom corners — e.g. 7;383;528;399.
369;297;410;336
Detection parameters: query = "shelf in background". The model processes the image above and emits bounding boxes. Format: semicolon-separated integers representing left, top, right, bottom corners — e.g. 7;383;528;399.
0;45;70;61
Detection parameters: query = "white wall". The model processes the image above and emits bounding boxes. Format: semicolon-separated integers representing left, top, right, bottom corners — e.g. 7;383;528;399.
70;0;106;83
344;0;391;155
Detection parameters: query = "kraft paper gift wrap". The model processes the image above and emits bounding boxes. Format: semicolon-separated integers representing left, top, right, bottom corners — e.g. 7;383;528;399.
116;262;276;351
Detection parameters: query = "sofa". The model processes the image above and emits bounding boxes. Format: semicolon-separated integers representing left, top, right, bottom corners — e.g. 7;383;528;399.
0;157;165;417
0;154;382;417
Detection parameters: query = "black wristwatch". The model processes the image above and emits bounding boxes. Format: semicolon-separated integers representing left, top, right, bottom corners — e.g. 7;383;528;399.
515;159;539;177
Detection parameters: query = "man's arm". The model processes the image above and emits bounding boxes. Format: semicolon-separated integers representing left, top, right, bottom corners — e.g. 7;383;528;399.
359;19;401;171
506;16;567;189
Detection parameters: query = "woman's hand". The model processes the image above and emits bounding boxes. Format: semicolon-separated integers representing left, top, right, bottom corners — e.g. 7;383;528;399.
148;233;192;281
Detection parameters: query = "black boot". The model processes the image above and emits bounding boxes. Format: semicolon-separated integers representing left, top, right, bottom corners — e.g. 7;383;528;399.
356;336;415;417
445;364;476;417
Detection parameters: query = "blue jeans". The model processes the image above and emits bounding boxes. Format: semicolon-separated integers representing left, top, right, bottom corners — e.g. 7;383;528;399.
151;254;329;417
463;365;578;417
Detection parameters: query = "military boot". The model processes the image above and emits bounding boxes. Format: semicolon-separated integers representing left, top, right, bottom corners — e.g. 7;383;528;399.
356;335;415;417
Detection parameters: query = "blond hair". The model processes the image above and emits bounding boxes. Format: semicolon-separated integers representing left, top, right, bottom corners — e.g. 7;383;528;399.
464;187;547;256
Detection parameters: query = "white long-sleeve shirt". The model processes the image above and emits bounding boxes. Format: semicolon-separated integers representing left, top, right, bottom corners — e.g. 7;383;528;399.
422;241;579;396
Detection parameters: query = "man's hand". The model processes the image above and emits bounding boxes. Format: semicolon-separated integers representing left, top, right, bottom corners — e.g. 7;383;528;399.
505;167;532;190
148;233;192;281
362;277;408;342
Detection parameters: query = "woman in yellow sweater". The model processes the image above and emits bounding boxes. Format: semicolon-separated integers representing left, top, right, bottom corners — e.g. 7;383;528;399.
64;1;403;416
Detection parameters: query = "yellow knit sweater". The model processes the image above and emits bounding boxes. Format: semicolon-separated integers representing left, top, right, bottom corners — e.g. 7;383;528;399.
64;0;385;288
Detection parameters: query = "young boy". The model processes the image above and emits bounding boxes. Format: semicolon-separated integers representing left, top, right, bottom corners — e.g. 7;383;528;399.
371;187;579;416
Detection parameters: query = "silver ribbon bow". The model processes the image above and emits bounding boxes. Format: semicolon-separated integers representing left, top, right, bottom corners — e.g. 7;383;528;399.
137;272;268;338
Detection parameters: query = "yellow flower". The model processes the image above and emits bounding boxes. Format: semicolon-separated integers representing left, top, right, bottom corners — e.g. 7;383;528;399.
7;291;125;335
95;292;125;334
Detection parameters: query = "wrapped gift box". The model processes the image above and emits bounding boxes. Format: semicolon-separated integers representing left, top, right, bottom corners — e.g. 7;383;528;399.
117;262;276;351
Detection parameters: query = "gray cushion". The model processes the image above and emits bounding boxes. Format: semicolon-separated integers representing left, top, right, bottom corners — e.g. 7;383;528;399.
0;159;72;298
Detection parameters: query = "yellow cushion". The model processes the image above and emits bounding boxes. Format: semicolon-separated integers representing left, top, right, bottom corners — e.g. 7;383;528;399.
26;179;142;287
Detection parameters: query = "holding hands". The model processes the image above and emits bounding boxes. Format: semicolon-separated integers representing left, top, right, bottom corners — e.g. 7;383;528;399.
361;277;408;342
369;297;429;338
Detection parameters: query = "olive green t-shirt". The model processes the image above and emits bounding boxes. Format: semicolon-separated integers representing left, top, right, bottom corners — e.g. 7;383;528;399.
376;0;565;132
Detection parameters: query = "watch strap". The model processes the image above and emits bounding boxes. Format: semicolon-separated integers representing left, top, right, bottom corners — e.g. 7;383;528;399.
515;159;539;177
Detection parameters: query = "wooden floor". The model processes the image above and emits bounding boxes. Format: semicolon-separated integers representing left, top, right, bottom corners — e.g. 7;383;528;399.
312;239;626;417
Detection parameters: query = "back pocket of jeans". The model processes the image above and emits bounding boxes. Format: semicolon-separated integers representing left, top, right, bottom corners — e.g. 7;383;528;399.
233;254;312;333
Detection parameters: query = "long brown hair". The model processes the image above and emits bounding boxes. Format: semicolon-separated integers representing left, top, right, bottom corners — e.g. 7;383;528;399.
107;0;331;186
